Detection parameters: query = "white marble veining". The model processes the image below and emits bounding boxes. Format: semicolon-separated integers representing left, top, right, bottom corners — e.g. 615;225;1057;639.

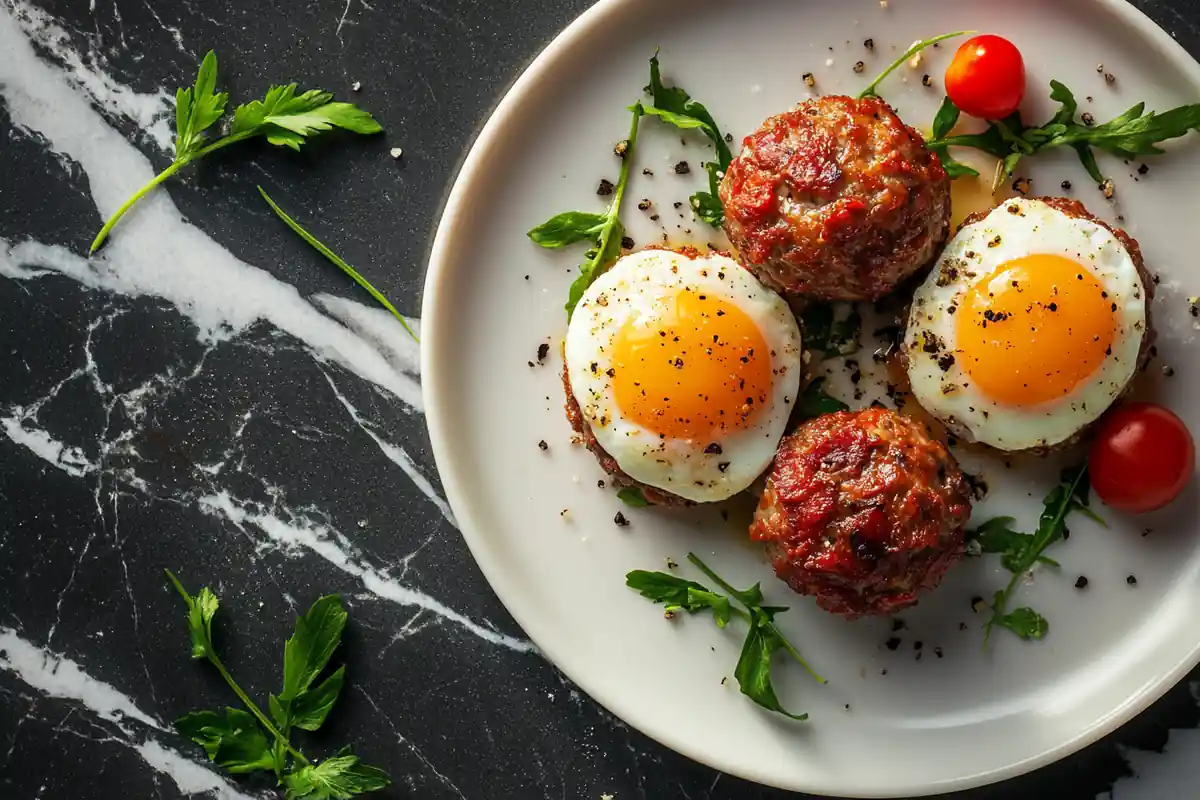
0;627;261;798
0;0;1196;796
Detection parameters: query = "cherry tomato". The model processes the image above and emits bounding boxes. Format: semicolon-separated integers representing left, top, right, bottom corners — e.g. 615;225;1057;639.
944;35;1027;120
1089;402;1195;514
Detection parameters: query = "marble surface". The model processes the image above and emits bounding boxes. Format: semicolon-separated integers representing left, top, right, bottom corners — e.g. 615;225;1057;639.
1;0;1199;798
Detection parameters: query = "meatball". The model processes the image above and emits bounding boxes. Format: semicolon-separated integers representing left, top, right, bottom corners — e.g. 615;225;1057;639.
720;96;950;302
749;408;971;617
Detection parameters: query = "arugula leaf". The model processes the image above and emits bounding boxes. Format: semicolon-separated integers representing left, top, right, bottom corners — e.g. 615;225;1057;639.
858;31;971;99
165;569;219;660
642;52;732;228
284;755;391;800
969;516;1034;571
797;378;849;420
526;211;608;248
983;464;1103;644
626;571;710;607
928;79;1200;187
530;103;644;318
734;608;807;720
257;187;417;342
691;179;725;226
175;708;275;773
616;486;651;507
994;606;1049;640
645;53;732;167
932;95;960;141
627;554;823;720
90;52;381;253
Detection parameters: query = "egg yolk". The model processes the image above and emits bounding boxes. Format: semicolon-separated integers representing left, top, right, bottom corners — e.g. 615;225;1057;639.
956;254;1116;407
611;289;772;441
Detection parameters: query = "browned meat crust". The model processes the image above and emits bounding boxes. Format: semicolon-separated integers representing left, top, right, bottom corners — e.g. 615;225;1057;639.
720;95;950;302
749;408;971;618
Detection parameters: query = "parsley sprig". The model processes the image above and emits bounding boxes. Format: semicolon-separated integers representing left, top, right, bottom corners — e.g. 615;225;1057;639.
527;102;644;318
971;464;1105;643
639;53;733;227
165;570;389;798
627;553;824;719
927;81;1200;187
90;51;381;253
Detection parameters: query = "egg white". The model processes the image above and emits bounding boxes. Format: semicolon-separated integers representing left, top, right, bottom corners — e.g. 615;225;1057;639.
904;197;1147;451
565;249;803;502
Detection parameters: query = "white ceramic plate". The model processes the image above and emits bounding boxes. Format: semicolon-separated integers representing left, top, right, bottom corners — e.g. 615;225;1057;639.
422;0;1200;795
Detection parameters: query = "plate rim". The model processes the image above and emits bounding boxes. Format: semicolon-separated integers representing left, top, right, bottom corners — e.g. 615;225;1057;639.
421;0;1200;795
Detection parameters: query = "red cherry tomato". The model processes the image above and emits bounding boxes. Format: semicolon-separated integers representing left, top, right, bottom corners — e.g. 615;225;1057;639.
944;35;1027;120
1089;403;1195;514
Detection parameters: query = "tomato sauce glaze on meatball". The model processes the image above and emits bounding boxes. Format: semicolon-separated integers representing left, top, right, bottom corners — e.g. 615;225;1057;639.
720;95;951;302
749;408;972;617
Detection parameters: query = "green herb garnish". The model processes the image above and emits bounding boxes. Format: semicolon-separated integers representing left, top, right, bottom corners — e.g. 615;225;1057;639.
857;31;971;100
528;103;644;318
617;486;651;507
90;52;381;254
165;570;389;797
800;304;862;358
797;377;849;420
926;96;983;178
257;186;416;341
626;553;823;719
974;464;1105;643
641;52;733;228
928;81;1200;188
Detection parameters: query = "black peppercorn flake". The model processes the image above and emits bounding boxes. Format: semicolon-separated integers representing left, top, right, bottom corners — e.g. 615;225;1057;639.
537;439;548;451
1126;574;1138;585
1075;575;1089;589
674;161;691;175
621;236;635;250
885;637;901;651
536;342;550;363
597;178;615;196
1061;180;1073;191
614;511;630;527
637;198;651;211
704;443;723;455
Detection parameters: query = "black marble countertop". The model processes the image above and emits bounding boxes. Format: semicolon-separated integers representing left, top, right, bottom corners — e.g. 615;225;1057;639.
3;0;1200;798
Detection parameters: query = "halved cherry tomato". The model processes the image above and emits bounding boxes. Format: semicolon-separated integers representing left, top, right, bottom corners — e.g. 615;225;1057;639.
944;35;1026;120
1089;402;1195;514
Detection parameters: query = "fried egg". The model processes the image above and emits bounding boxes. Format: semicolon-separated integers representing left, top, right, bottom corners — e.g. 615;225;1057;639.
904;197;1147;451
565;249;803;502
